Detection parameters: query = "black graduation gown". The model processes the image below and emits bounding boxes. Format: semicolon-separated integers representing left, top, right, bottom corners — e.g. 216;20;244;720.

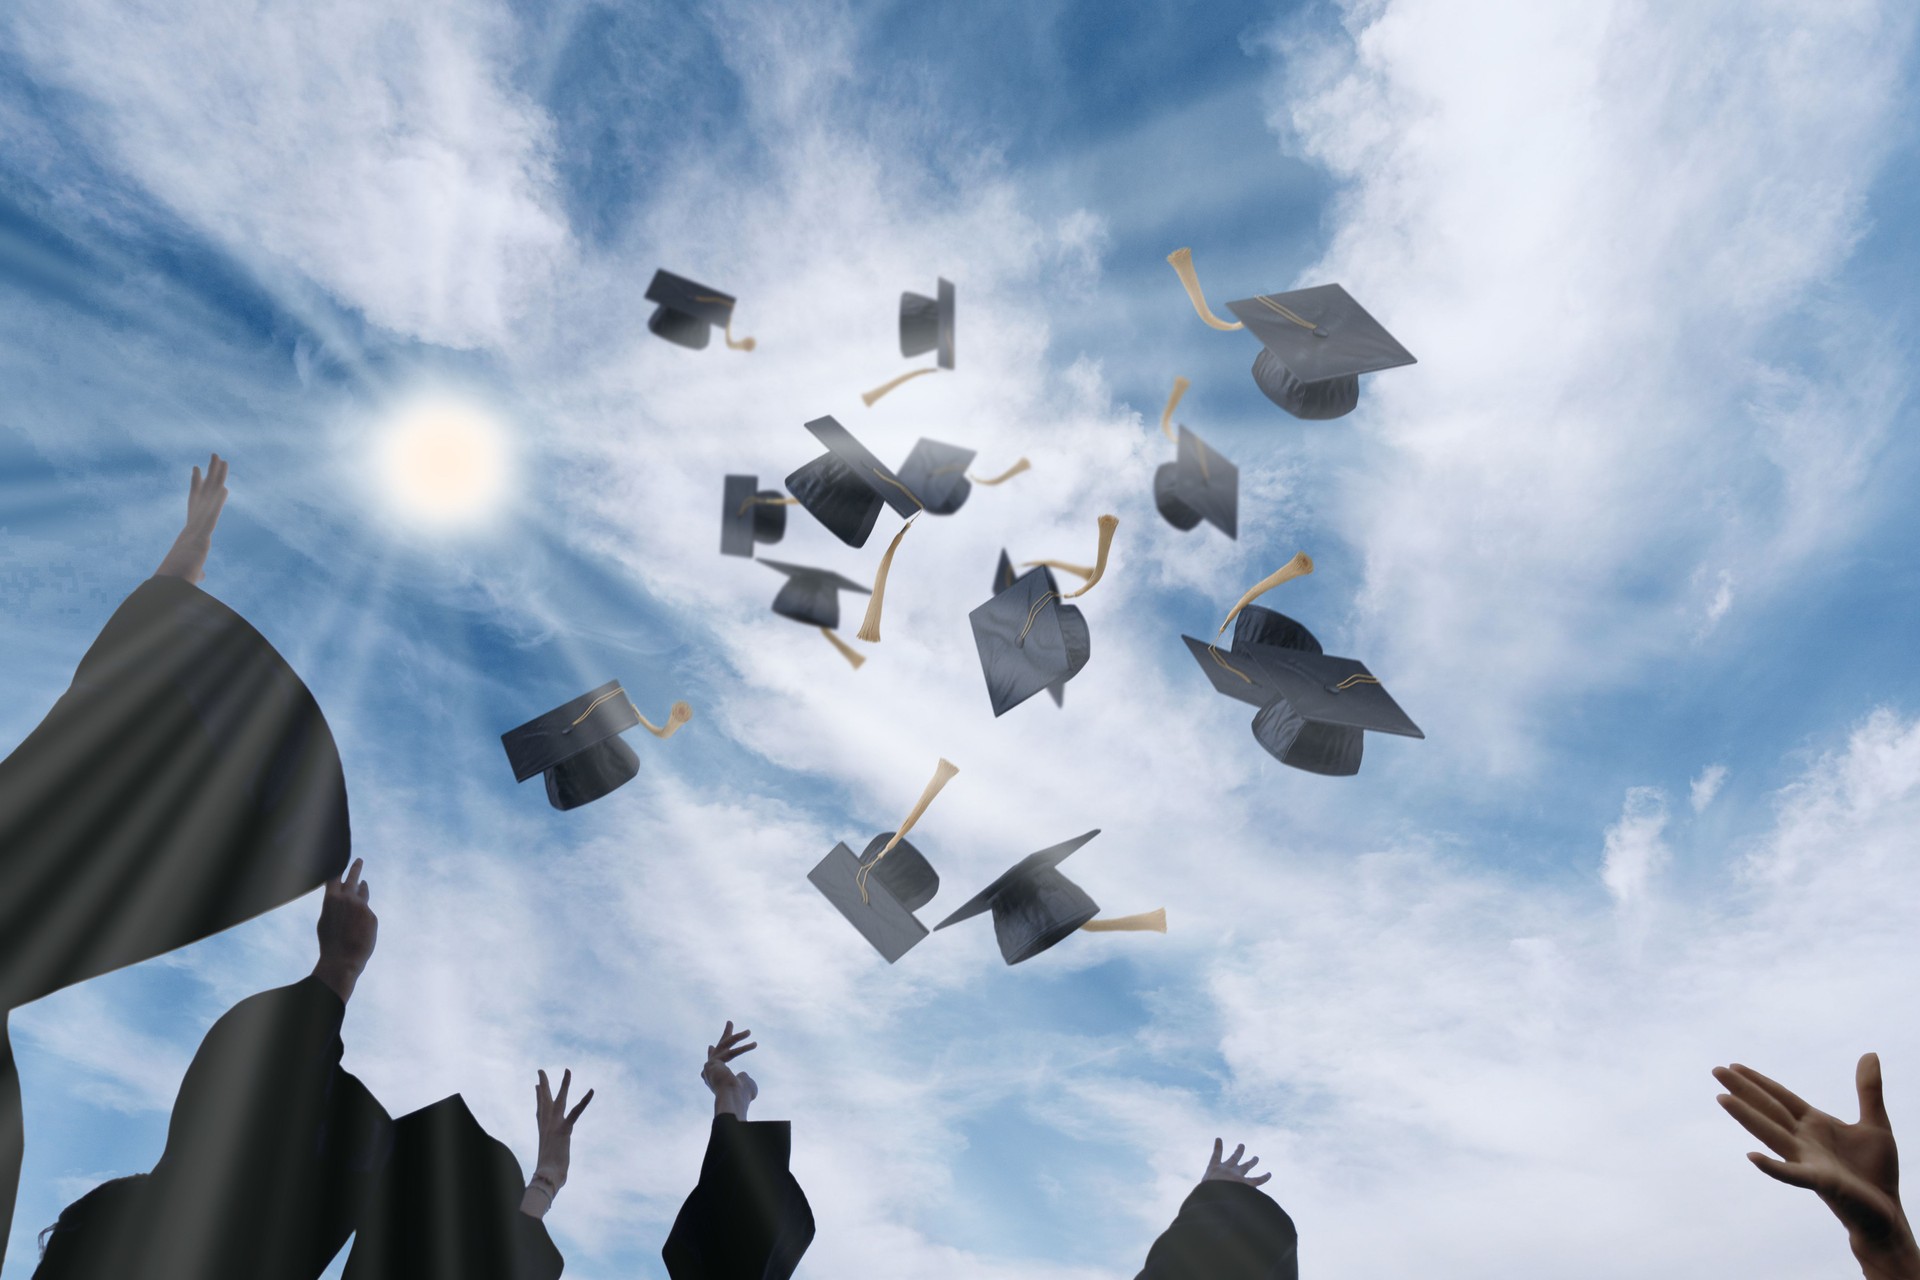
662;1115;815;1280
1136;1181;1299;1280
32;977;391;1280
0;576;352;1268
341;1094;564;1280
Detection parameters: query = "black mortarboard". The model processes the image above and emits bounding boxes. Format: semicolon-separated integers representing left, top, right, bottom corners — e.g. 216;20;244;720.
1154;425;1238;538
807;832;941;964
895;438;977;515
1224;284;1415;420
969;564;1090;716
501;680;643;810
899;277;955;369
342;1095;563;1280
784;415;923;547
1184;605;1424;775
934;830;1102;965
760;560;870;629
722;474;789;558
646;269;740;351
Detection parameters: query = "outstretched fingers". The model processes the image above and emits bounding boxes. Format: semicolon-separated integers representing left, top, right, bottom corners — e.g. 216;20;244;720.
1748;1151;1825;1192
1717;1092;1800;1159
1726;1063;1813;1123
565;1088;595;1130
1713;1066;1797;1133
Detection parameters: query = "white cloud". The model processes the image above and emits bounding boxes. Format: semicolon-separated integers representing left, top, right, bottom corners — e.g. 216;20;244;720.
1601;785;1671;913
1254;0;1916;774
1691;763;1729;813
6;0;571;349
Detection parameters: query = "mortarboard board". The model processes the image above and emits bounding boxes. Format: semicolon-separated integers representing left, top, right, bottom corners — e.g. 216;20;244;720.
341;1094;562;1280
784;415;923;547
1154;424;1238;538
1185;604;1423;776
501;681;691;809
895;438;978;515
647;269;755;352
1224;285;1413;420
721;474;794;557
760;560;870;629
900;277;955;369
809;759;957;962
933;830;1102;965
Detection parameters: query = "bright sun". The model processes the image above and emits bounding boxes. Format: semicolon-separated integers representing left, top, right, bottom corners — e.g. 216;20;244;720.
375;395;513;530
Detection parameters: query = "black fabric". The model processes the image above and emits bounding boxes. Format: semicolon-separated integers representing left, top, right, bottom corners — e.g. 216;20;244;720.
1251;351;1359;420
33;977;391;1280
0;576;350;1268
544;736;639;810
1137;1181;1299;1280
342;1095;563;1280
663;1116;814;1280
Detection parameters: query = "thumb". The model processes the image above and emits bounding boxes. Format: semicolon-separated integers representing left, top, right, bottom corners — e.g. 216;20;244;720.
1858;1052;1892;1130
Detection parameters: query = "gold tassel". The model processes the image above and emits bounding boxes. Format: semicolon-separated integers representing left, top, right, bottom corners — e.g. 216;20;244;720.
861;366;941;406
856;516;916;642
1166;249;1245;331
1080;908;1167;933
820;627;867;670
1217;552;1314;636
724;321;756;352
970;458;1031;485
1022;559;1094;580
1160;376;1190;442
636;700;693;739
1061;514;1119;599
738;495;799;517
857;758;960;903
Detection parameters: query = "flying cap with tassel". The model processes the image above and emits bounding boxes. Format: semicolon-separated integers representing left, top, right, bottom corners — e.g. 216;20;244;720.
806;759;959;963
862;277;954;406
1149;377;1237;539
645;269;756;352
1180;555;1424;775
968;516;1117;717
933;829;1164;966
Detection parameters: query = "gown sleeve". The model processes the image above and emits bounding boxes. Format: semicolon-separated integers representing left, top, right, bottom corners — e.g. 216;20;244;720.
1135;1181;1300;1280
0;577;352;1272
661;1116;815;1280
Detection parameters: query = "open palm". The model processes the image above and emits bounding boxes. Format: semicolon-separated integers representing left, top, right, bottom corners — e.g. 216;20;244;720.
1716;1054;1920;1276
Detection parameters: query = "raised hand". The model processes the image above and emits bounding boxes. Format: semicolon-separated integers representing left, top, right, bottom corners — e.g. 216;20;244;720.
1201;1137;1272;1187
533;1067;595;1190
1714;1054;1920;1280
311;857;378;1003
154;452;230;584
702;1021;759;1120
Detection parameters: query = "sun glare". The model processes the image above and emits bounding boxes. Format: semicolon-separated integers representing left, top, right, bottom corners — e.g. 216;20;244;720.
375;395;513;530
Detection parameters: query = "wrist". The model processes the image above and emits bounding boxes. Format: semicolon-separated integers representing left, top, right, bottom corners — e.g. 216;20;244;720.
310;957;363;1004
519;1177;556;1220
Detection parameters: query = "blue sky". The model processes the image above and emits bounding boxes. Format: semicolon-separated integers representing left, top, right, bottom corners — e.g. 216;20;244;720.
4;1;1920;1277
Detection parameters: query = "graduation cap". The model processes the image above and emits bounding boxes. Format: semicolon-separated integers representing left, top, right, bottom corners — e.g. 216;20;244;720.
784;415;922;548
760;560;871;669
894;440;1033;516
1167;249;1414;420
341;1094;562;1280
861;277;954;405
647;269;755;352
808;759;957;962
970;516;1116;716
501;681;692;810
722;474;794;557
933;829;1166;966
1155;425;1238;539
1183;557;1423;775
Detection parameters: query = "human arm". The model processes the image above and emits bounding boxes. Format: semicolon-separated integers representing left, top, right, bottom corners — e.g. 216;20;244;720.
1714;1054;1920;1280
310;858;377;1004
520;1068;594;1220
1136;1139;1296;1280
153;453;229;584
